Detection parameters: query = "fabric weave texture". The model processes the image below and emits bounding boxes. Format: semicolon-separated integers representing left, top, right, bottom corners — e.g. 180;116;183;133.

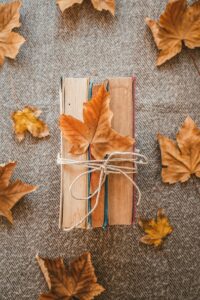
0;0;200;299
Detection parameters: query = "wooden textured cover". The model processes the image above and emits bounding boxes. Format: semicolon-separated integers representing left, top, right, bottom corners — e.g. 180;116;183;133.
60;78;89;229
90;85;106;228
108;77;134;225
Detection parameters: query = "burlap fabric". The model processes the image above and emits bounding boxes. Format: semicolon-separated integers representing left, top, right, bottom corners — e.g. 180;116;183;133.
0;0;200;299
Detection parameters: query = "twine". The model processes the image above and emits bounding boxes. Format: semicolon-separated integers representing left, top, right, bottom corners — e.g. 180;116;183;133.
57;151;148;231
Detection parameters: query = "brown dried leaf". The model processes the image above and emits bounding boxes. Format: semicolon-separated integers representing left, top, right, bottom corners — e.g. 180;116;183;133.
146;0;200;65
158;116;200;184
12;106;50;142
59;84;134;160
57;0;115;15
36;252;105;300
56;0;83;13
91;0;115;15
0;1;25;65
138;209;173;247
0;162;37;223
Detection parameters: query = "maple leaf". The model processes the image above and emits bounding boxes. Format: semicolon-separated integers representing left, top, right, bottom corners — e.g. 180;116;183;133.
0;162;37;223
138;209;173;247
146;0;200;66
57;0;115;15
36;252;105;300
158;116;200;184
0;0;25;66
59;84;134;160
12;106;50;142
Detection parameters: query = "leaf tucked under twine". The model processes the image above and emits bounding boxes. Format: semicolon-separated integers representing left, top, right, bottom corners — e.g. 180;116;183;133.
56;0;115;15
36;252;105;300
0;0;25;65
59;84;134;160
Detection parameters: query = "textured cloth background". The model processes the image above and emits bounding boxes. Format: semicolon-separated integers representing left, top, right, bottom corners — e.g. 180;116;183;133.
0;0;200;299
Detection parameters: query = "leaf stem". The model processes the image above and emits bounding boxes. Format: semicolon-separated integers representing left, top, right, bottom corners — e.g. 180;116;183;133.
188;51;200;77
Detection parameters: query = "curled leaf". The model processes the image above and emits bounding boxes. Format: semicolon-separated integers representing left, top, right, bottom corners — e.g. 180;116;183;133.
12;106;50;142
91;0;115;15
36;252;105;300
146;0;200;65
0;0;25;65
158;116;200;184
138;209;173;247
57;0;83;12
59;84;134;160
0;162;37;223
57;0;115;15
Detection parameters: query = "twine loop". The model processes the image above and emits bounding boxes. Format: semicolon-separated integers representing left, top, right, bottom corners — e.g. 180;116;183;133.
57;151;148;231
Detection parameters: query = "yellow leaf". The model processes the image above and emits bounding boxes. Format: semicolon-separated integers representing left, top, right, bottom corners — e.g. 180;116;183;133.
59;84;134;160
56;0;115;15
158;116;200;184
138;209;173;247
0;162;37;223
146;0;200;65
12;106;50;142
0;1;25;65
36;252;105;300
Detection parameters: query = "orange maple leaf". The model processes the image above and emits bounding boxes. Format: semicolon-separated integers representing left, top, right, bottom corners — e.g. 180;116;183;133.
158;116;200;184
57;0;115;15
36;252;105;300
146;0;200;65
0;162;37;223
0;1;25;65
59;84;134;160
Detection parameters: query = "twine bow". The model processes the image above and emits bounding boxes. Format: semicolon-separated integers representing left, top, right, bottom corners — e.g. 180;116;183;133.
57;151;148;231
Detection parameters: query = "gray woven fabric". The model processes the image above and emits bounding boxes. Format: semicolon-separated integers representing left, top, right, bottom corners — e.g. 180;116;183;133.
0;0;200;299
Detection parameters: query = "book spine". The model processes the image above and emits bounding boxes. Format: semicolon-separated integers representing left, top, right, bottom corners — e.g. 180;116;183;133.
108;77;134;225
61;78;89;230
89;84;106;228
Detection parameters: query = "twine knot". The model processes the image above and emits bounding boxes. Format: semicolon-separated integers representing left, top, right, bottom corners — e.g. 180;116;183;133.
57;151;148;231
